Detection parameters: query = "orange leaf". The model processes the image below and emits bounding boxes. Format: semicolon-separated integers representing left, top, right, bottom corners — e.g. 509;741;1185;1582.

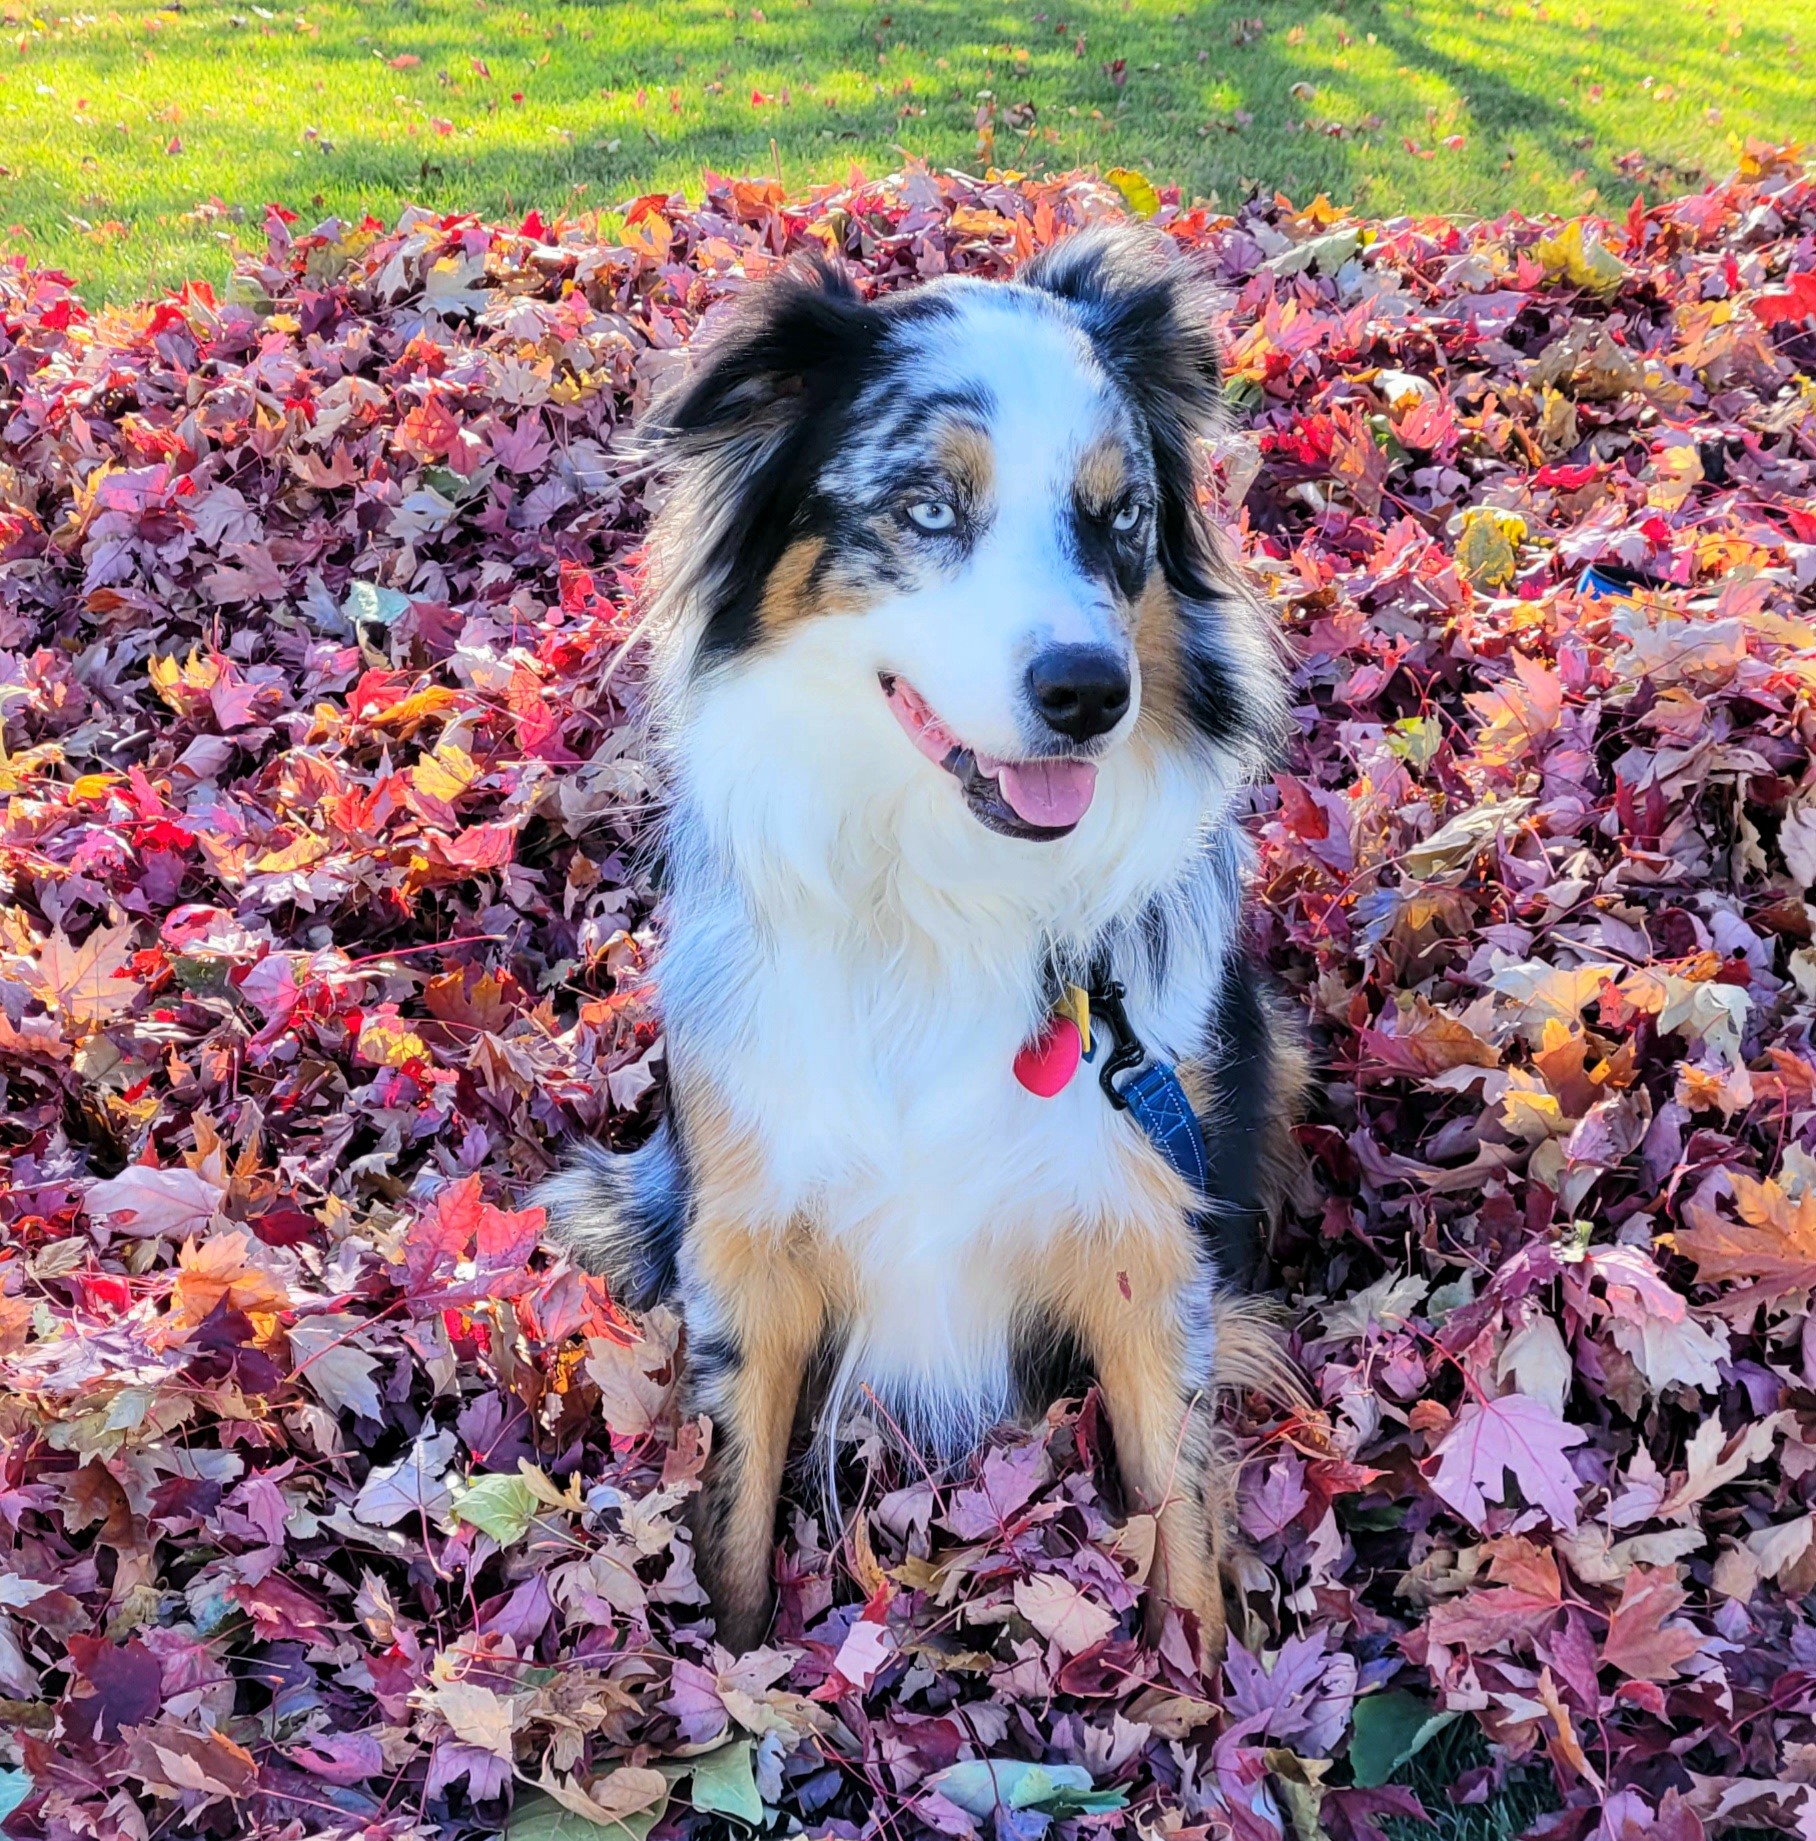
171;1230;290;1328
1671;1172;1816;1305
1601;1567;1702;1682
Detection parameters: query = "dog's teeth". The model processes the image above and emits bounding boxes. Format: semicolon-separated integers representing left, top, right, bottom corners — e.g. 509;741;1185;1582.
975;752;1002;775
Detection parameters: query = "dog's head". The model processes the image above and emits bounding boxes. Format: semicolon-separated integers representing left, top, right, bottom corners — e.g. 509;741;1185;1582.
644;226;1285;873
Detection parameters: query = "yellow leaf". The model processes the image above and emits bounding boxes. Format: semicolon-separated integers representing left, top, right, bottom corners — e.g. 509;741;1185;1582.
358;1016;430;1067
623;213;672;261
70;772;123;801
0;741;60;794
1454;506;1527;588
364;687;460;734
1646;443;1704;511
1105;167;1160;219
411;742;479;807
1499;1068;1569;1143
253;832;329;875
148;647;220;712
147;652;184;711
1291;193;1345;230
1537;387;1579;456
1535;219;1629;299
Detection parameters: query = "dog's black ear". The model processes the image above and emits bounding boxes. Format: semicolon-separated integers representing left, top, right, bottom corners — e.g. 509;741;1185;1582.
1024;226;1225;432
655;253;884;456
650;256;885;662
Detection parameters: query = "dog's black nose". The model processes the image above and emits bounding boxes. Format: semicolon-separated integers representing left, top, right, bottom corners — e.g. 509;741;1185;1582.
1027;645;1131;744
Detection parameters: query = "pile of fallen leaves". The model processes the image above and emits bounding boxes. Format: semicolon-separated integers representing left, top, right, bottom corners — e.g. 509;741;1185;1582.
1;145;1814;1841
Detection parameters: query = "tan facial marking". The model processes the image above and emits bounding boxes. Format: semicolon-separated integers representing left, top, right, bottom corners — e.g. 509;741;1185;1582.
1074;435;1129;516
754;536;829;637
1131;573;1190;741
932;422;995;510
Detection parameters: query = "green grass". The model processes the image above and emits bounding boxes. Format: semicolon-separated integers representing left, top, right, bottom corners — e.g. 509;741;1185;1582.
1382;1718;1559;1841
2;0;1813;300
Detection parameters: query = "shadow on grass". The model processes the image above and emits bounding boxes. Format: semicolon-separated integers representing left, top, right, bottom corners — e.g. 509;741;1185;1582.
14;0;1805;299
249;0;1774;219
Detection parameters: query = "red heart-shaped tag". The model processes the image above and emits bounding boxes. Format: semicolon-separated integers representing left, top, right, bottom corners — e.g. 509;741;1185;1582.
1013;1015;1082;1098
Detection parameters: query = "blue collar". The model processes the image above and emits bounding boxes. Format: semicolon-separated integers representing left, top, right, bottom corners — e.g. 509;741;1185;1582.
1084;970;1211;1194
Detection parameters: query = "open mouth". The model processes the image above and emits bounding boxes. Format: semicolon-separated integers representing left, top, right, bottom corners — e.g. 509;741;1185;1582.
879;673;1098;841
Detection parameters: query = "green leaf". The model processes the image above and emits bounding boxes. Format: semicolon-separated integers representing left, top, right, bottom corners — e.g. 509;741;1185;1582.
507;1792;666;1841
1426;1273;1477;1326
1105;167;1160;218
687;1740;764;1825
451;1472;541;1545
1223;375;1265;416
1337;1500;1407;1532
1384;714;1442;770
341;579;412;627
924;1759;1126;1819
1348;1690;1458;1788
1271;227;1361;277
423;461;496;502
1454;507;1527;590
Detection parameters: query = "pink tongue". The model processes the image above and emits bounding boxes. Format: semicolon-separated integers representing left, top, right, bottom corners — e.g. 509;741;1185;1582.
997;759;1098;829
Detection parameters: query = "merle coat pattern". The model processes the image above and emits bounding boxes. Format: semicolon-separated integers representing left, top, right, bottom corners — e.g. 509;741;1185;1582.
540;228;1303;1657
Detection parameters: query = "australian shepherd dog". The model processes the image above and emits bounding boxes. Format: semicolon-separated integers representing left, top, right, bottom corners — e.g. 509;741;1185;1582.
540;226;1304;1660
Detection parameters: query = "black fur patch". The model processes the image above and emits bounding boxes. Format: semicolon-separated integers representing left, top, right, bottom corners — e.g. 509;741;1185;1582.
688;1329;742;1386
543;1119;692;1307
1192;950;1283;1289
873;382;996;452
1130;894;1173;989
622;1116;692;1306
1177;632;1250;751
1011;1314;1094;1414
1064;499;1149;604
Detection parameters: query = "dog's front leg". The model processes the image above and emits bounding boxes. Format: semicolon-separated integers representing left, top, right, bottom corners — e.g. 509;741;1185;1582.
1057;1229;1228;1662
686;1220;829;1652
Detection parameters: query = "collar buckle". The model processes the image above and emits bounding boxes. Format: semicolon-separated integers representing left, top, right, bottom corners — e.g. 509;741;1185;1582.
1086;974;1147;1112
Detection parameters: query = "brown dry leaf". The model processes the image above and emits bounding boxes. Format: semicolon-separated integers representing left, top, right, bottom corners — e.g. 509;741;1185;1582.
1672;1173;1816;1305
1601;1567;1702;1682
585;1307;681;1438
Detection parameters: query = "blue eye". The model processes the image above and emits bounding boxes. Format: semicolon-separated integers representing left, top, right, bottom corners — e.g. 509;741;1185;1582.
907;500;957;533
1112;500;1144;533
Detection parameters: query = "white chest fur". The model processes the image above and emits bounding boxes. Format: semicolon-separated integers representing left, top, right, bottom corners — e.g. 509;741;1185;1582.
655;626;1236;1451
684;921;1189;1446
